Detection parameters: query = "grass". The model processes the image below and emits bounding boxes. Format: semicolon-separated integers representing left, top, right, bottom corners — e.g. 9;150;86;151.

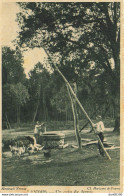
2;122;120;186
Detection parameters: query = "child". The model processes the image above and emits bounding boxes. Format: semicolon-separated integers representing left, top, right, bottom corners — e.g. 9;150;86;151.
34;121;41;143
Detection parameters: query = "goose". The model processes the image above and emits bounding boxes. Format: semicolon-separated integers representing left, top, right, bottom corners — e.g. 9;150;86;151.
32;136;44;151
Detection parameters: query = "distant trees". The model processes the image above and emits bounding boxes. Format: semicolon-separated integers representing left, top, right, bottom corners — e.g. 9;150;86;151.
2;47;26;85
2;47;29;125
27;62;52;121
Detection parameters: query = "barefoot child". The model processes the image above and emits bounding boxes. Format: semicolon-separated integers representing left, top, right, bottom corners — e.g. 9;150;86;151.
34;121;41;143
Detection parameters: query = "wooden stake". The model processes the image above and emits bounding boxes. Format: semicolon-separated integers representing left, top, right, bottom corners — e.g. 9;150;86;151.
42;47;111;160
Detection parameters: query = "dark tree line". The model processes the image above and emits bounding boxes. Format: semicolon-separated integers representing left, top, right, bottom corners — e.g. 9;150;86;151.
2;2;120;131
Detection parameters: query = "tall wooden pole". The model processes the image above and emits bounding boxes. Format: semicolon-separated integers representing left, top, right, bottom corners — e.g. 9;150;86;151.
67;84;82;149
42;47;111;160
73;83;82;149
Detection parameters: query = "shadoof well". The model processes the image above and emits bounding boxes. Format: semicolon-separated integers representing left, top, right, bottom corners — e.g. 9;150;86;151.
38;47;111;161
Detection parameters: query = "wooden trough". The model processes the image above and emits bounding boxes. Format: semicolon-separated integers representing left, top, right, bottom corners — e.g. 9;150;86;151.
39;132;65;149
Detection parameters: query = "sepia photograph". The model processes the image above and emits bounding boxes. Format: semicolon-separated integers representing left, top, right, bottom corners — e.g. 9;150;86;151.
1;0;123;193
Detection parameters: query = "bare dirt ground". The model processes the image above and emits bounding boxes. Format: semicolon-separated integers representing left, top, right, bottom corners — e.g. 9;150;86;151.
2;128;120;186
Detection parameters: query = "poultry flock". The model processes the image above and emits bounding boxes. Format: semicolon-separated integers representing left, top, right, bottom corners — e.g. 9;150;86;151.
9;136;44;158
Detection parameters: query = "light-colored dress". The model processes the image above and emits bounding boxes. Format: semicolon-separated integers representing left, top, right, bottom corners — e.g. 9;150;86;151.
34;124;41;134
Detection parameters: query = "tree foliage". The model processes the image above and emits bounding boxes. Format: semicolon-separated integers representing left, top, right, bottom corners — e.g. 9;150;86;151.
16;2;120;103
2;47;26;85
2;47;29;124
2;3;120;128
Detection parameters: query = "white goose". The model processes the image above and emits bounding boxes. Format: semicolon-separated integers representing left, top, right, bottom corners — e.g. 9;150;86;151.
32;136;44;151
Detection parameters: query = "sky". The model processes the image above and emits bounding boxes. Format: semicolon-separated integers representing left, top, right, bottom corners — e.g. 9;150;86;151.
1;2;47;76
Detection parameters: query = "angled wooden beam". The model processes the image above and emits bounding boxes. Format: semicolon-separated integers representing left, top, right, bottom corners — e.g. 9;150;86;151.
42;47;111;161
67;84;82;149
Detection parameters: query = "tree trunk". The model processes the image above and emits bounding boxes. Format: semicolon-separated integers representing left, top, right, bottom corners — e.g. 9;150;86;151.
17;105;20;125
33;98;40;122
113;116;120;132
33;84;41;122
5;114;11;129
112;99;120;132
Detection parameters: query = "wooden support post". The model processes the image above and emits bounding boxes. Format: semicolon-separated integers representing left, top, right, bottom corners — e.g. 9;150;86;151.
67;84;82;149
73;83;82;149
42;47;111;160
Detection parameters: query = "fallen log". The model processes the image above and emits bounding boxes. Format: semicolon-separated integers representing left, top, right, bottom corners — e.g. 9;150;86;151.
81;140;114;147
81;138;94;142
105;146;120;150
71;145;78;149
103;141;114;145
